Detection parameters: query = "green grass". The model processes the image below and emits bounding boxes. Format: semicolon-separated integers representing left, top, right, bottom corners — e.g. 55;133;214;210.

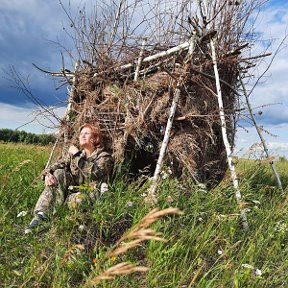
1;143;288;287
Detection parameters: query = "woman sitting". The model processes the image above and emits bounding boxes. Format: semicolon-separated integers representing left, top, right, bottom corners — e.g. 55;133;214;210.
25;123;113;234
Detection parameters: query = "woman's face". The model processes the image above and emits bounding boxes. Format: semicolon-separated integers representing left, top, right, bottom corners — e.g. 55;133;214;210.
79;127;95;149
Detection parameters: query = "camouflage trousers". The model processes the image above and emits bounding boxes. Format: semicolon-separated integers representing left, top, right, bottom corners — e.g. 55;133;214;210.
34;169;95;216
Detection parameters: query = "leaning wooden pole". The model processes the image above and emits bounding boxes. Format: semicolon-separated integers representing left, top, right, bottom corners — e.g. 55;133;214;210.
145;85;181;204
240;76;284;192
44;60;80;168
134;38;147;82
45;138;59;170
62;60;80;158
202;0;248;229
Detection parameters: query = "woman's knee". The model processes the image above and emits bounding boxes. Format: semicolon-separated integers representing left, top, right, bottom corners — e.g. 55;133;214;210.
53;169;66;181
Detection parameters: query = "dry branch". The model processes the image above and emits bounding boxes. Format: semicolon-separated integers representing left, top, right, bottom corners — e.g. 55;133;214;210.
240;77;283;192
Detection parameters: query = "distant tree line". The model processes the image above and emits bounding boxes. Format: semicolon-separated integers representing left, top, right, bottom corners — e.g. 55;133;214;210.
0;128;56;146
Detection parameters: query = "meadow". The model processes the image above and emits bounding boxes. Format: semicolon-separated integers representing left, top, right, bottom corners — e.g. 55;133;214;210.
1;142;288;287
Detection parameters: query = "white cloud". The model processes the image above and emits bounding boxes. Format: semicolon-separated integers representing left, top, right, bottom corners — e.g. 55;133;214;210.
236;123;288;157
0;103;65;134
268;142;288;150
246;3;288;122
236;2;288;155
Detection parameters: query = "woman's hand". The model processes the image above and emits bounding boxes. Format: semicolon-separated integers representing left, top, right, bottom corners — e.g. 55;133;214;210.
68;145;79;155
44;173;58;187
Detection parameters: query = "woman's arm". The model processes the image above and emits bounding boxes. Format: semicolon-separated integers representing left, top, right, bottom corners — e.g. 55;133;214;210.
41;145;77;183
91;152;114;183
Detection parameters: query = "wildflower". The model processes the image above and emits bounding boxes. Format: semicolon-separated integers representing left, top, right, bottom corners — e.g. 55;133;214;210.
197;183;206;189
166;196;174;203
160;171;168;179
126;201;134;207
255;269;262;276
92;258;98;265
241;263;254;269
17;211;27;218
146;142;154;152
239;202;245;209
100;183;108;194
217;249;223;255
111;256;117;263
274;221;288;233
78;224;86;232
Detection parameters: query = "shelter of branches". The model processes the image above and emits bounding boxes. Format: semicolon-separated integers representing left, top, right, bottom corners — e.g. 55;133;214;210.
45;0;266;186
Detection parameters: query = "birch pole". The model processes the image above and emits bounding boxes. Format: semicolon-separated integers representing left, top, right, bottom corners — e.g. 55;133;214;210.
202;0;248;229
145;34;197;205
240;77;283;192
44;138;59;170
134;38;147;82
44;60;80;168
94;40;194;77
145;86;182;204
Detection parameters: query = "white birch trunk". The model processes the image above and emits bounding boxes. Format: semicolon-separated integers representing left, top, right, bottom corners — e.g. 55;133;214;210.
146;86;181;204
146;34;197;205
134;39;147;82
94;40;192;77
202;0;248;229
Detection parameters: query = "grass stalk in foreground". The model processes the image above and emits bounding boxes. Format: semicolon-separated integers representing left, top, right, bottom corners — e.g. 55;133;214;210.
83;207;183;287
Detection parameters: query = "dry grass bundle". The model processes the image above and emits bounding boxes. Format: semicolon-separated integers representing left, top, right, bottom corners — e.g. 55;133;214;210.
85;262;149;286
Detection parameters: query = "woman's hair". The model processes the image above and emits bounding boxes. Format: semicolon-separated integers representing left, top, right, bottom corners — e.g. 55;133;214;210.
79;123;102;148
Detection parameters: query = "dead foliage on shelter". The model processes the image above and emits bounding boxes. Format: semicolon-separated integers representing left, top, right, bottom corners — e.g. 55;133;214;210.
39;0;268;186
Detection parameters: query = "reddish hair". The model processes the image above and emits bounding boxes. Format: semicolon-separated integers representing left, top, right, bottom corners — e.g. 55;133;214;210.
79;123;102;148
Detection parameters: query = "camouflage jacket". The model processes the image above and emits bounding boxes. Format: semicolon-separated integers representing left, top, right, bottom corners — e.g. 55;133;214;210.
42;147;113;186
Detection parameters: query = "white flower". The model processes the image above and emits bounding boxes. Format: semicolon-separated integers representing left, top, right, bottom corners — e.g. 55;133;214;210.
126;201;134;207
166;196;174;203
78;224;86;232
255;269;262;276
146;143;154;152
197;183;206;189
17;211;27;218
217;249;223;255
241;263;254;269
100;183;108;194
241;264;262;277
161;172;168;179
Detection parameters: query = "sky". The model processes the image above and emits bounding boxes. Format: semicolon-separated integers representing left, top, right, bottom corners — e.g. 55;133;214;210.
0;0;287;157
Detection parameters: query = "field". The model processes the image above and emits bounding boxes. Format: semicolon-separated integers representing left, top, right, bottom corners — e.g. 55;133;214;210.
1;142;288;287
